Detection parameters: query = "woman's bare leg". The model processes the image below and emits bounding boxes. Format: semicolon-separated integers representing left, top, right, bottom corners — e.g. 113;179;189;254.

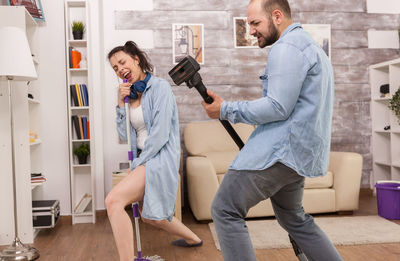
105;165;146;261
143;215;201;244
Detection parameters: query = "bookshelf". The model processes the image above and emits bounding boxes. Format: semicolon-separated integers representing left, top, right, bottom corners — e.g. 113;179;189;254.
369;58;400;188
0;6;42;244
64;0;96;224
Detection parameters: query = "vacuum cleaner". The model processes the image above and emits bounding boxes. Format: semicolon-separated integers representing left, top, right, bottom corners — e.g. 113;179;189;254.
123;79;163;261
168;56;309;261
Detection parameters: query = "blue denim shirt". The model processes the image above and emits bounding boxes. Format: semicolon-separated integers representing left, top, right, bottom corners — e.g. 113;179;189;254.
116;75;180;221
220;23;334;177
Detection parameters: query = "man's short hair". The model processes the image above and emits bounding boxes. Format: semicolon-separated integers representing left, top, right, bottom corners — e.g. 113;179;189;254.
254;0;292;18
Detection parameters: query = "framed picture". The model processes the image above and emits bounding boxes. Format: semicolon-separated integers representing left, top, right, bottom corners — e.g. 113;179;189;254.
233;17;258;48
302;24;331;59
7;0;45;22
172;24;204;64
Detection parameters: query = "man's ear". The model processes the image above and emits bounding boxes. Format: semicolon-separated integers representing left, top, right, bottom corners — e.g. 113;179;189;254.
271;9;283;25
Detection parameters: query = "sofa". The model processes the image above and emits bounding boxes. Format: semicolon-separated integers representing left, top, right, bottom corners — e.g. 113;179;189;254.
184;120;363;221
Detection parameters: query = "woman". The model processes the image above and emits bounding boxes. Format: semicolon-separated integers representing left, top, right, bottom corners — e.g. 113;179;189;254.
105;41;202;261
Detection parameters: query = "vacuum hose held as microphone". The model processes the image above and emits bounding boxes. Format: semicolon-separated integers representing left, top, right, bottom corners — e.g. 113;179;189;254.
123;79;130;103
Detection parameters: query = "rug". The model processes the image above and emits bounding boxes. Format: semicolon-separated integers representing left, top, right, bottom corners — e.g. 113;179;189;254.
208;216;400;250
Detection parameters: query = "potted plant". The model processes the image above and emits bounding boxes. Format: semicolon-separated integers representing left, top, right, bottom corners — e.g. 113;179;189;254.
389;87;400;124
74;143;90;164
71;21;85;40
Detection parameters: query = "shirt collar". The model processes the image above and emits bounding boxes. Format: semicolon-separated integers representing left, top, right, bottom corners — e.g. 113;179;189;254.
279;22;302;40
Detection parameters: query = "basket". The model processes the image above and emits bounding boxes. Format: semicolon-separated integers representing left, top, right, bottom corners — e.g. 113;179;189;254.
375;181;400;220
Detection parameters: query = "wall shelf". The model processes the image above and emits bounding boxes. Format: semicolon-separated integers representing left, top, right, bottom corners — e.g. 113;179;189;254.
30;139;42;146
370;58;400;187
69;40;87;47
0;6;43;245
65;0;96;224
31;182;44;190
28;98;40;104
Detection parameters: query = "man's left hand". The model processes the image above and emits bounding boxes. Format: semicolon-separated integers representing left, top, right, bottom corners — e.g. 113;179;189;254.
201;90;224;119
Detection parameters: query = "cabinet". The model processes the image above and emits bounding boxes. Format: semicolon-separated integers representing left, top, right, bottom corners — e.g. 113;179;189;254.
369;58;400;188
0;6;42;244
64;0;96;224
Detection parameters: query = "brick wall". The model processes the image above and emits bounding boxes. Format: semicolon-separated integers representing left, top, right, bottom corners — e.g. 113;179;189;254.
115;0;400;187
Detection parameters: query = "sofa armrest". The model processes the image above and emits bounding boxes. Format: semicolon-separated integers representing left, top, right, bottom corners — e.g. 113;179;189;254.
186;156;219;220
329;152;363;211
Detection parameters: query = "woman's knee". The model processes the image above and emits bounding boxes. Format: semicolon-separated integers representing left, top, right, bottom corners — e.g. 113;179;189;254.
105;192;123;214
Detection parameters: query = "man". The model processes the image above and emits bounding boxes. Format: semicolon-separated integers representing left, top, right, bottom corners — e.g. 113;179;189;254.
201;0;343;260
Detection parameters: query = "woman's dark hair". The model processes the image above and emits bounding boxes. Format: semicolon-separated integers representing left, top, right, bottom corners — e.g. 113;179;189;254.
107;41;153;73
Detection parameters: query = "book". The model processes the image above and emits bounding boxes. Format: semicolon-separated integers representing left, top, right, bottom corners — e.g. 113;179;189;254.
82;84;89;106
78;116;84;140
69;46;73;68
74;193;92;213
70;84;79;106
72;115;81;139
82;117;87;139
75;84;82;106
87;120;90;139
79;84;85;106
31;177;46;183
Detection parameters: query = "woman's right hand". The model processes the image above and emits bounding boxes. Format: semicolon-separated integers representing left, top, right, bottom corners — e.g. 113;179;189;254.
118;81;131;108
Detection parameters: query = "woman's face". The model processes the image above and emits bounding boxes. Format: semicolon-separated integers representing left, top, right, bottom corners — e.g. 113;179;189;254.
109;50;144;83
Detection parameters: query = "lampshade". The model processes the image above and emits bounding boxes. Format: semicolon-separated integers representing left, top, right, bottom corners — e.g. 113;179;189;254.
0;26;37;81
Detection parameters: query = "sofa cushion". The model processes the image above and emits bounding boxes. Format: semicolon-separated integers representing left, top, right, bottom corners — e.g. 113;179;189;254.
303;188;336;213
304;171;333;189
217;174;224;184
203;151;238;174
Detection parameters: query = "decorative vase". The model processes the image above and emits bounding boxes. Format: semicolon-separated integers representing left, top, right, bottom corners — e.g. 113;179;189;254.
73;31;83;40
78;155;88;164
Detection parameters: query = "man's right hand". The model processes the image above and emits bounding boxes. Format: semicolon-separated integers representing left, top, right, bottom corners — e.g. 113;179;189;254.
201;90;224;119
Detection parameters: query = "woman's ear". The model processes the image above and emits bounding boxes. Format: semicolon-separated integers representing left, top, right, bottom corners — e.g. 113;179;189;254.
133;55;140;66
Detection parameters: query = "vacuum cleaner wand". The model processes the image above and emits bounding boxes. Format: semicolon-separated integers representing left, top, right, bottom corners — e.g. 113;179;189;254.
169;56;244;149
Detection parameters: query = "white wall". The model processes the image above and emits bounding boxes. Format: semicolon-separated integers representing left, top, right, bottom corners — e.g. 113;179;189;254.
102;0;154;197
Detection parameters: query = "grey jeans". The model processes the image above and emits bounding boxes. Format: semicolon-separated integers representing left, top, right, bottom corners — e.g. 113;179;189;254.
211;163;343;261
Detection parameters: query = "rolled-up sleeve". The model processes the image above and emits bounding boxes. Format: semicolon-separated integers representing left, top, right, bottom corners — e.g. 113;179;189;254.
220;43;310;125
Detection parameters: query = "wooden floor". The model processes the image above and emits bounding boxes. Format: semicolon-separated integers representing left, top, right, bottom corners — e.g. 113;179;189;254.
2;189;400;261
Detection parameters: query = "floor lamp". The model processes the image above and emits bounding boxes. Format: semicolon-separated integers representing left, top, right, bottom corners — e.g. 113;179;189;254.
0;26;40;261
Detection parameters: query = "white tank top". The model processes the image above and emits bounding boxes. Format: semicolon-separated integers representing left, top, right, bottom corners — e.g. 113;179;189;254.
129;105;148;150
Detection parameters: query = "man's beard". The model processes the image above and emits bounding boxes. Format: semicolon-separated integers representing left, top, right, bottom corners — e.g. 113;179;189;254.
257;18;279;48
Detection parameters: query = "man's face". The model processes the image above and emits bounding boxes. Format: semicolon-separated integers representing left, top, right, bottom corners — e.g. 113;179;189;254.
247;1;280;48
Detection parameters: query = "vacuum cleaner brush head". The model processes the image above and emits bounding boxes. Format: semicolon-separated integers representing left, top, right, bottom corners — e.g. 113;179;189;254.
168;55;200;86
134;255;164;261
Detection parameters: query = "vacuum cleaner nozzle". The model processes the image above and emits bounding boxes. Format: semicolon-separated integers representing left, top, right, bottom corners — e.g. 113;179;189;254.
168;56;200;86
